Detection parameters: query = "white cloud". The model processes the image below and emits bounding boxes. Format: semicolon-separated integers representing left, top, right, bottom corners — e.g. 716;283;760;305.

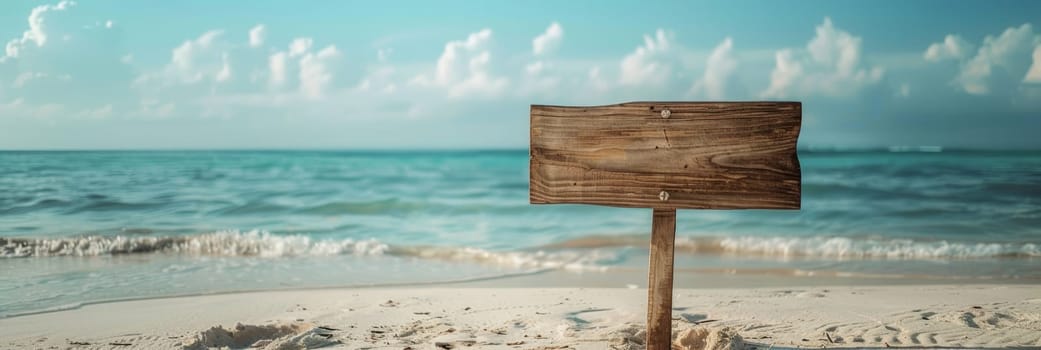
436;29;490;84
288;37;312;57
13;72;46;87
517;60;563;97
619;29;672;86
523;23;564;95
216;53;231;82
249;25;266;48
0;98;26;112
264;35;341;96
0;98;64;119
761;50;802;98
1;0;135;118
533;22;563;56
127;26;345;120
12;71;71;88
12;72;35;87
355;64;396;94
924;35;972;61
411;28;508;98
105;20;113;29
587;66;609;92
298;45;340;99
268;52;287;86
168;30;226;83
761;18;883;98
956;24;1037;94
1026;46;1041;83
3;0;75;60
690;37;736;99
526;61;545;75
143;27;347;101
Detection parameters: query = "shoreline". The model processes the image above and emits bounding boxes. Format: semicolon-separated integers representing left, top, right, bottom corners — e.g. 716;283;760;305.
0;268;559;320
5;266;1039;321
2;283;1040;349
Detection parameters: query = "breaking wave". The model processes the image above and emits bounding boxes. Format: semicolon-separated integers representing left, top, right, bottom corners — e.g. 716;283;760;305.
0;230;615;272
701;236;1041;259
3;231;1038;266
544;235;1041;260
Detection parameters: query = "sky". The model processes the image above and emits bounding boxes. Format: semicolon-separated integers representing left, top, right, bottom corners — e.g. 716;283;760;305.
1;0;1040;150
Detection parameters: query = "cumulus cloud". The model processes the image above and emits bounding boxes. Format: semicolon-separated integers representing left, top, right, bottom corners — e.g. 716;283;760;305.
164;30;227;84
249;25;266;48
526;61;545;75
1026;46;1041;83
761;18;883;98
0;98;64;119
690;37;737;99
355;64;396;93
0;0;135;117
761;50;802;98
298;45;340;99
525;22;563;86
3;0;75;60
619;29;672;86
128;26;344;120
411;28;508;98
170;33;344;118
517;60;563;97
924;35;972;62
288;37;313;57
956;24;1038;94
533;22;563;56
268;52;287;86
586;66;609;92
215;53;231;82
130;29;262;119
13;72;69;87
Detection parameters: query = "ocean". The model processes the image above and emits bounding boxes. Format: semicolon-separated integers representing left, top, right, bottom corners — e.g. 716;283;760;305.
1;150;1039;317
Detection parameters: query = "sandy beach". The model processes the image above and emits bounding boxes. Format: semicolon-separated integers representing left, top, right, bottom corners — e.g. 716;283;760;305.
3;0;1041;348
1;284;1039;349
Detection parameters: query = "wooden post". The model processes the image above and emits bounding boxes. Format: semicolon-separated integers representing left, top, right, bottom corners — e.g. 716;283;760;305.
647;208;676;350
529;101;802;349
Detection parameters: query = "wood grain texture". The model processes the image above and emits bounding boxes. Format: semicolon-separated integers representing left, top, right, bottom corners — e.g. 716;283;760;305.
530;101;802;209
646;208;676;350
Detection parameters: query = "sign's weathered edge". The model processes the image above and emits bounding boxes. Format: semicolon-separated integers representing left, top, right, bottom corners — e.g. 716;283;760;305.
530;101;801;210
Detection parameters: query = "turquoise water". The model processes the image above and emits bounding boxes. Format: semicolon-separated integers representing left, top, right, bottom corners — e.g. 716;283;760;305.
1;150;1040;316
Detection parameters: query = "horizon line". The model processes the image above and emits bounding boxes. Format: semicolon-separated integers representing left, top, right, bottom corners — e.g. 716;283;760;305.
2;147;1041;152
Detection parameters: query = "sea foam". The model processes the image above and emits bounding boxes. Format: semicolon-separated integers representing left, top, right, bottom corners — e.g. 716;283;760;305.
0;230;614;272
704;236;1041;259
4;231;1039;264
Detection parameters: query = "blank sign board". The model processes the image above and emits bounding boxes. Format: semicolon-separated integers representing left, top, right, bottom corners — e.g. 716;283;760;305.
530;101;802;210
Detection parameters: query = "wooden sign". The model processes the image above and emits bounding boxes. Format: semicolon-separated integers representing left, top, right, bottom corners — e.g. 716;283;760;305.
529;101;802;349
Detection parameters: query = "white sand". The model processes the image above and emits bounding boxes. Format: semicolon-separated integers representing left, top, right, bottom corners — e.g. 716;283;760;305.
2;285;1040;349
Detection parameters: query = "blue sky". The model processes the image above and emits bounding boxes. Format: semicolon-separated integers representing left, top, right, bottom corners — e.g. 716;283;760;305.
1;0;1040;149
